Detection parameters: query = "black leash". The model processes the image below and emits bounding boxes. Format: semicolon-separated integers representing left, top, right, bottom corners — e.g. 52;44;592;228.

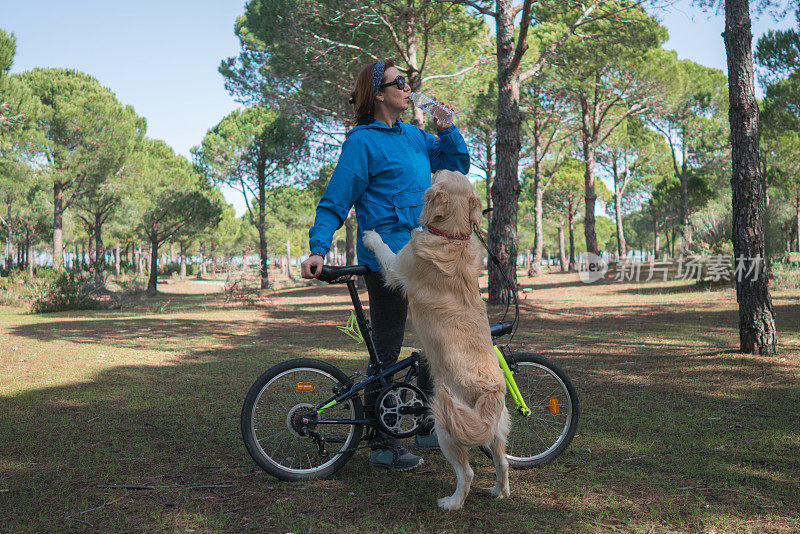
472;209;520;345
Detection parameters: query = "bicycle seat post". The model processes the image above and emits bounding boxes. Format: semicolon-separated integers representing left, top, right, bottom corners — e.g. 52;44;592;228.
344;277;381;372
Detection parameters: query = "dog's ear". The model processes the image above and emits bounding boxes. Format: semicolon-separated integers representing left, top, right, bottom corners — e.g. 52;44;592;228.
431;189;450;219
468;195;482;225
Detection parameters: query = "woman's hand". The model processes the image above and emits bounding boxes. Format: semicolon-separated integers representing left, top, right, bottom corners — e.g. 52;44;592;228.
433;115;453;130
432;97;454;130
301;254;324;279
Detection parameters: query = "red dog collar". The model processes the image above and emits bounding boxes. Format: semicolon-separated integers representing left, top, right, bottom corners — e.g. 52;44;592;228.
427;226;471;240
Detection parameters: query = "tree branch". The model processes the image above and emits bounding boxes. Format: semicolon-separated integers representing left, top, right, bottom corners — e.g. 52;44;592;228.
434;0;495;17
304;29;382;62
367;7;412;65
61;174;88;213
507;0;534;77
519;0;602;83
421;57;491;82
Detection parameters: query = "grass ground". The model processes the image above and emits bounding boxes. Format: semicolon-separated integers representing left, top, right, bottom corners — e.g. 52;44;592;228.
1;270;798;533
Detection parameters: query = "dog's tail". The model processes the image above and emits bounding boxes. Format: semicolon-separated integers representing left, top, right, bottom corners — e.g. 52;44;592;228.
431;382;507;446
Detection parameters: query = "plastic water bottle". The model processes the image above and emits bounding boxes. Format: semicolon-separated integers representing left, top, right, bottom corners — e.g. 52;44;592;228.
410;92;455;123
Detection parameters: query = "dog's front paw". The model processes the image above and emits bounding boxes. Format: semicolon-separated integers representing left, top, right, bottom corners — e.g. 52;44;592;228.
362;230;382;252
437;496;464;511
489;484;510;499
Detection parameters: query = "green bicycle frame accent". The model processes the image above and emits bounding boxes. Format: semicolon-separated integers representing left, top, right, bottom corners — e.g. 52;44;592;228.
496;346;531;416
317;400;337;412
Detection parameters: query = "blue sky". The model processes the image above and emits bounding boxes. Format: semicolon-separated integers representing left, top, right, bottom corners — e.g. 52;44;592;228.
1;1;794;215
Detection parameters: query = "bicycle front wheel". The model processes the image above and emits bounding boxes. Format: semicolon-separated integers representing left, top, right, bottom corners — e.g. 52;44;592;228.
241;358;364;481
503;352;579;468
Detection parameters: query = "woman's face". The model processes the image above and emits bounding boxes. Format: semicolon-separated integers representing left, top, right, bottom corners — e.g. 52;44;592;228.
376;66;410;114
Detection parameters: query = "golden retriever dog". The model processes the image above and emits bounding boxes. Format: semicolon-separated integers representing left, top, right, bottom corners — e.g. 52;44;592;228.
362;169;510;510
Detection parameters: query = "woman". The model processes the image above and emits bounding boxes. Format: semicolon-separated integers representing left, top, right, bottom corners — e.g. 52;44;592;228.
300;59;470;470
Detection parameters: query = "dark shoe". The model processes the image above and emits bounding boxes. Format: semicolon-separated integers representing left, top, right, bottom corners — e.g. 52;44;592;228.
369;446;423;471
413;431;440;451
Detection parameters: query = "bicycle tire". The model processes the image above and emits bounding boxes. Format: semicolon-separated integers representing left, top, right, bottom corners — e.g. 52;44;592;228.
241;358;364;481
502;352;579;468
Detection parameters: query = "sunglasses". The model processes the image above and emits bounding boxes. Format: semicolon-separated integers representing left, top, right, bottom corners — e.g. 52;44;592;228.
379;75;407;91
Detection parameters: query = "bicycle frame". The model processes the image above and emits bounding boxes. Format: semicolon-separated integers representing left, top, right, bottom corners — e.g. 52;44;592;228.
495;345;531;416
315;351;422;423
314;272;530;422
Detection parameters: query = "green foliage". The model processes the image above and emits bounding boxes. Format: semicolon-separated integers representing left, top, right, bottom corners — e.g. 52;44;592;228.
157;262;197;277
125;139;224;292
224;266;260;303
770;259;800;289
762;70;800;134
194;106;307;198
223;0;488;127
600;117;672;217
0;29;15;73
754;7;800;86
129;139;223;246
28;270;98;313
19;68;128;178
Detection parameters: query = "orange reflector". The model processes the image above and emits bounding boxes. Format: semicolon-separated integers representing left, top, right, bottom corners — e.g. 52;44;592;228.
548;396;560;416
294;382;315;393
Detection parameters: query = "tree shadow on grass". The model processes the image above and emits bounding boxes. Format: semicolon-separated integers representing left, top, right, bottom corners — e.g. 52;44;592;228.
2;287;799;532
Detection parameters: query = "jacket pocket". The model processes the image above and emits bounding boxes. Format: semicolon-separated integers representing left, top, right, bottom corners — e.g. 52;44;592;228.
392;189;425;231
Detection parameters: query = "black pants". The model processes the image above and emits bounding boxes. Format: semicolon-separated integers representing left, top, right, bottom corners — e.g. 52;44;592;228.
363;271;434;442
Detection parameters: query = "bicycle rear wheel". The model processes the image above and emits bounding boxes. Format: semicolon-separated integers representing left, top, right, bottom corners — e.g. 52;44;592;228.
241;358;364;481
503;352;579;468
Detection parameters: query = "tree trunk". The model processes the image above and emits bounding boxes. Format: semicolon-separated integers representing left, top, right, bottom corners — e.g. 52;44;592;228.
795;192;800;252
653;218;660;260
197;242;205;279
28;239;34;276
676;139;692;252
568;207;576;271
489;0;522;303
723;0;776;354
53;181;64;270
579;92;600;255
345;209;356;265
612;158;627;260
614;196;626;261
485;136;494;227
258;170;269;289
670;226;676;258
558;221;567;272
147;237;159;294
285;239;294;279
5;203;12;270
115;242;120;278
531;118;544;276
404;1;424;128
180;240;187;281
93;212;105;289
136;243;142;275
87;227;95;272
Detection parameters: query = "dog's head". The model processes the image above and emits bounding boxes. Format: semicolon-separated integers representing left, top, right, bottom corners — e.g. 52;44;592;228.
420;170;482;234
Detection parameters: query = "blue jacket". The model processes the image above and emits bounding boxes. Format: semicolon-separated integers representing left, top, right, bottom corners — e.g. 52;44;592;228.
308;118;470;271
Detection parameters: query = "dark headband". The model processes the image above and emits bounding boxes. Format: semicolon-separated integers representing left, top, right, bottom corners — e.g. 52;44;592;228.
372;60;385;101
